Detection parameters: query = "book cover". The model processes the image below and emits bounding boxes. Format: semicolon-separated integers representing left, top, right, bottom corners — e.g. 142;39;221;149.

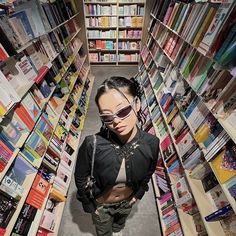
198;1;235;55
208;185;229;209
211;146;236;184
202;171;219;192
205;204;234;222
25;132;47;159
0;111;29;147
11;10;35;40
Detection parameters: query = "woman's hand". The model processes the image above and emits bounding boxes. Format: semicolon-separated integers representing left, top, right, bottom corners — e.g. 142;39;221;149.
129;197;138;206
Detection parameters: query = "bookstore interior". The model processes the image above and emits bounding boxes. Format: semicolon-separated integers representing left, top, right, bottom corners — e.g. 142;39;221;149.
0;0;236;235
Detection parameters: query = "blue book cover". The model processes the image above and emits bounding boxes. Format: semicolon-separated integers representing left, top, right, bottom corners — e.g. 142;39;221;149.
11;10;35;39
0;134;15;151
205;204;234;222
8;153;36;185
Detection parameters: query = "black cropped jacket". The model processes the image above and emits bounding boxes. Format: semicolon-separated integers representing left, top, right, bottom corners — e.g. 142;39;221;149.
74;128;160;213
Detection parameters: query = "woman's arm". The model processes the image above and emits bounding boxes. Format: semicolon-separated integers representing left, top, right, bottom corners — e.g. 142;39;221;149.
74;136;96;213
134;137;160;200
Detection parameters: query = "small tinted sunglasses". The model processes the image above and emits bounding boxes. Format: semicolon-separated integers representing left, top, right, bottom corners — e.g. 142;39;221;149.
99;99;136;124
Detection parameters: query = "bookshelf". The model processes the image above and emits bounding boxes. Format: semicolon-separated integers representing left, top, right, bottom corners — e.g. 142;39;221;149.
138;1;236;235
0;0;94;235
82;0;146;65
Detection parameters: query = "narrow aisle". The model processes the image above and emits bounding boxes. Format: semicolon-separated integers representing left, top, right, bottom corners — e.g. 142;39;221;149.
58;66;162;236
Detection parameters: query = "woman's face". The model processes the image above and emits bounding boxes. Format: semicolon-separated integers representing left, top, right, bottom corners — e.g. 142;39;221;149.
98;88;140;136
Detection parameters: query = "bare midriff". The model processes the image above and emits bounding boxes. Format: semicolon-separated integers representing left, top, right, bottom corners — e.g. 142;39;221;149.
96;183;133;204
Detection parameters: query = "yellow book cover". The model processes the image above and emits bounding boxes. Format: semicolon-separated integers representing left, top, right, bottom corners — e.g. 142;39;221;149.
51;187;66;202
192;7;217;47
0;102;7;116
131;17;137;27
137;17;143;27
104;17;109;27
194;123;209;144
211;150;236;184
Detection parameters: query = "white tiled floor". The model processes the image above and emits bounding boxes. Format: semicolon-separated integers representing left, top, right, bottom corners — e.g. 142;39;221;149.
58;66;162;236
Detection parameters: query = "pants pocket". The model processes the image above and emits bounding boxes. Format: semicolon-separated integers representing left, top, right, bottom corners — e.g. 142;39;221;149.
93;206;111;223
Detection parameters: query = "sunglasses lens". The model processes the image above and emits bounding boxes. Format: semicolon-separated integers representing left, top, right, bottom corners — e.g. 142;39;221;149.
100;115;113;123
117;105;132;118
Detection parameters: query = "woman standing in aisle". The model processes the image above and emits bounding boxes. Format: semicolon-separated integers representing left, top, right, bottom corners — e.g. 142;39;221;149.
74;76;159;236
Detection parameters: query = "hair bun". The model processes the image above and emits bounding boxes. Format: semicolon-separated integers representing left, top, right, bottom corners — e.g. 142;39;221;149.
130;77;143;99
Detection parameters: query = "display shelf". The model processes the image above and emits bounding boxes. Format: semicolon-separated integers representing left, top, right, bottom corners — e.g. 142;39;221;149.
0;148;19;183
91;61;117;64
84;1;117;4
118;49;140;52
185;170;226;236
47;201;66;236
118;61;139;63
175;207;198;236
152;174;160;198
148;33;236;152
16;12;80;54
86;14;115;17
142;45;236;234
64;28;82;47
118;2;145;5
217;117;236;145
118;37;141;40
87;26;117;29
89;49;117;52
88;37;117;40
118;15;144;17
16;81;36;99
5;171;38;236
119;26;143;29
155;198;166;235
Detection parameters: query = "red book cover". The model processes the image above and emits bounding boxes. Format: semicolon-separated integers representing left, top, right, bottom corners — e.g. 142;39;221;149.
32;174;50;198
175;127;189;144
0;140;13;157
15;104;35;130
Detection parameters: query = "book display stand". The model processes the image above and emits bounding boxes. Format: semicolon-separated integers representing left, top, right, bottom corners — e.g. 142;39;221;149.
138;1;236;235
83;0;145;65
0;0;94;235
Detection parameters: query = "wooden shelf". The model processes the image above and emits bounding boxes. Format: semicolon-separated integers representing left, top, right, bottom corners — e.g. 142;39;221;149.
87;26;117;29
118;61;139;63
118;2;145;5
88;37;117;40
89;49;116;51
118;15;144;17
185;170;226;236
86;14;116;17
118;49;140;51
118;37;141;40
119;26;143;29
91;61;117;64
152;174;160;198
84;1;117;4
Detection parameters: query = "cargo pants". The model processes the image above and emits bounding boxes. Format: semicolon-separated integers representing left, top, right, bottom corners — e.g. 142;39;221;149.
91;199;133;236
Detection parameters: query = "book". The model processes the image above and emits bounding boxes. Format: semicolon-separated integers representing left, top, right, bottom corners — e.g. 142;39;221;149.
205;204;234;222
202;171;219;192
0;110;29;148
208;185;229;209
211;144;236;184
198;1;235;55
24;132;47;160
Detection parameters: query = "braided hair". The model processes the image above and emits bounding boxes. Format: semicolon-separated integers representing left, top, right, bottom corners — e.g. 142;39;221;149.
95;76;145;129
